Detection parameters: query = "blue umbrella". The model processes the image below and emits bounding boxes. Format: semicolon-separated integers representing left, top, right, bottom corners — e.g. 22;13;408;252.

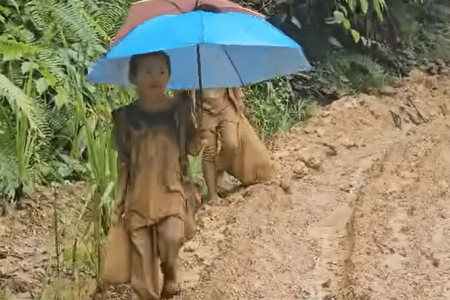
87;11;311;90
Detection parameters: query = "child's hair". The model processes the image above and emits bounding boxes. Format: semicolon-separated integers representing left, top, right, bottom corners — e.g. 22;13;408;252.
129;51;171;78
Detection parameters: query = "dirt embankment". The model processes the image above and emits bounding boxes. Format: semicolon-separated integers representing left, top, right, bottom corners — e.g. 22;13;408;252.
1;70;450;300
176;70;450;300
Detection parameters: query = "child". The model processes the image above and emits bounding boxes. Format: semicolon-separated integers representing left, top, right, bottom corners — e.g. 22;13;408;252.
176;87;271;202
112;51;200;299
174;88;244;202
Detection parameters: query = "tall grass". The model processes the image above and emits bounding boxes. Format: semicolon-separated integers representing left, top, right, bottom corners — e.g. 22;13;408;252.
245;78;312;140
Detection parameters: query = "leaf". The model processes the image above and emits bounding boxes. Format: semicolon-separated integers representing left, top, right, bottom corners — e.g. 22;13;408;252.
343;19;351;30
39;68;58;87
360;0;369;14
351;29;361;43
348;0;357;12
333;11;346;24
0;5;12;17
55;87;69;109
0;37;37;59
325;17;339;25
35;78;49;95
21;62;39;74
373;0;386;21
338;4;348;16
361;37;369;46
0;73;42;130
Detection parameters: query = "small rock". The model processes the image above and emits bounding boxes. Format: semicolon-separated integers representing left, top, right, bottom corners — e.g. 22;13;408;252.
297;152;323;170
322;279;331;288
34;267;46;278
341;138;358;149
439;104;449;116
183;246;195;253
280;177;292;194
399;248;407;257
316;128;326;137
321;143;338;156
440;212;449;220
344;102;353;109
293;164;308;179
380;86;396;96
432;257;440;267
438;180;448;189
321;111;331;118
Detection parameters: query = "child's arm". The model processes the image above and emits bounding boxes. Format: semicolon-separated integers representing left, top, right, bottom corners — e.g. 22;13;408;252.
175;91;203;157
111;107;130;215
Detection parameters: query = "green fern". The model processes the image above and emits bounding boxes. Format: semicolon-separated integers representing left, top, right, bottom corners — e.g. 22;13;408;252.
323;52;386;92
0;117;19;198
0;36;37;59
0;73;44;131
346;54;386;88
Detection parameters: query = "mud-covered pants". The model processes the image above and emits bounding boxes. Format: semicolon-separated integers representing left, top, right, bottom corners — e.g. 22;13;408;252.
201;112;239;199
130;216;184;300
201;120;239;162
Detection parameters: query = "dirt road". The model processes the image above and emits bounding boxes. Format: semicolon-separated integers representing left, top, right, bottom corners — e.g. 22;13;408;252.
1;71;450;300
176;71;450;300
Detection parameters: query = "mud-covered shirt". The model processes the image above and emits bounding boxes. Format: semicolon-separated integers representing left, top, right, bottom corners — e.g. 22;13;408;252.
112;100;200;231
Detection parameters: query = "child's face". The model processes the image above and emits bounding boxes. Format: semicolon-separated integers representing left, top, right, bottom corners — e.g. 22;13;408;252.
131;55;170;91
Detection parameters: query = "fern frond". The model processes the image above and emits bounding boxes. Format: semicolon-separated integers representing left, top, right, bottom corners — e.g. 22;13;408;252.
0;110;19;199
53;1;101;46
26;0;56;32
346;54;385;77
0;73;44;131
2;22;36;43
0;36;38;58
96;3;128;37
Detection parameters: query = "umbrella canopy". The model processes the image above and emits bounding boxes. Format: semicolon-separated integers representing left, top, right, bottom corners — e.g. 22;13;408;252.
87;11;311;90
113;0;263;46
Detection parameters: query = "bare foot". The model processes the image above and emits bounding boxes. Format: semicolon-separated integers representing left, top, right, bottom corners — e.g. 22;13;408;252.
161;280;181;299
207;193;222;203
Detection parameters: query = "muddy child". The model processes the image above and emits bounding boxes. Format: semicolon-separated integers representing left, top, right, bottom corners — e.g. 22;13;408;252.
176;88;272;202
110;51;201;300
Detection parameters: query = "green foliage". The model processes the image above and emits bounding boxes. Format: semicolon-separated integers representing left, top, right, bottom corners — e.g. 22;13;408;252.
319;53;387;93
0;0;134;201
245;78;311;140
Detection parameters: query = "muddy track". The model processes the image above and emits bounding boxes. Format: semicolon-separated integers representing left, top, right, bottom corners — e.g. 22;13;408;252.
1;71;450;300
175;71;450;300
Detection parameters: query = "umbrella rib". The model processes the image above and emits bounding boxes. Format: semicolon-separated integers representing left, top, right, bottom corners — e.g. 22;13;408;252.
222;46;245;87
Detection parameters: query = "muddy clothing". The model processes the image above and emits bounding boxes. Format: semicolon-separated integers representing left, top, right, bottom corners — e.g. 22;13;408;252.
200;88;244;117
216;116;272;185
113;100;199;230
110;98;200;299
193;88;245;162
130;216;184;300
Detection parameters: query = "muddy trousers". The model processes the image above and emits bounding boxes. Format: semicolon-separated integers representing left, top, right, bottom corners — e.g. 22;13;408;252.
201;121;238;200
130;216;185;300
